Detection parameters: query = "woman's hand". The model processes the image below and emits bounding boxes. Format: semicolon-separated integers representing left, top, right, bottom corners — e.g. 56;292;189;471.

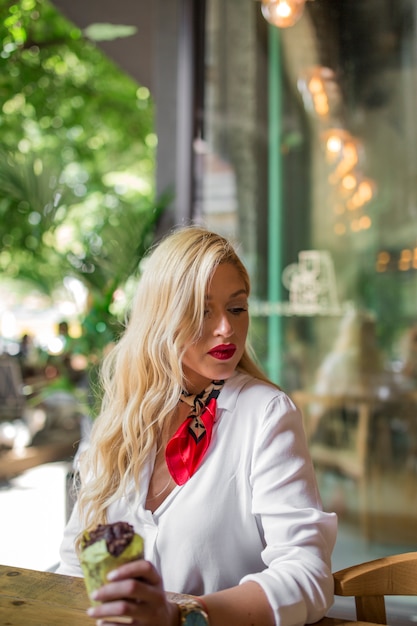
86;559;179;626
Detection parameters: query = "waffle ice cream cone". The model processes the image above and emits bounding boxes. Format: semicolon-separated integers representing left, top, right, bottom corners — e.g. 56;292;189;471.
80;521;144;602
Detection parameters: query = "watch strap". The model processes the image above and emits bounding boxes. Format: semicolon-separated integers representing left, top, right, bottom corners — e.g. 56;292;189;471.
176;598;209;626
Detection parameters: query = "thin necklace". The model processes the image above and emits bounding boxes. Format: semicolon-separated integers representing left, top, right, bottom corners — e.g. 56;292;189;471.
147;475;173;501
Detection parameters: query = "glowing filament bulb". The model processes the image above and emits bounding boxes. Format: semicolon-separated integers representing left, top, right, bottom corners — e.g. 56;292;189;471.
261;0;306;28
342;174;357;191
326;135;343;155
308;77;323;94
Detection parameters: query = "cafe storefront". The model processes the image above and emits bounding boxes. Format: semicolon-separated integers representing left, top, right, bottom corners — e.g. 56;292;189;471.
194;0;417;556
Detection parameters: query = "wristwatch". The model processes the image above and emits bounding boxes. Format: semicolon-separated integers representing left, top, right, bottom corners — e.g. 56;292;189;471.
177;598;209;625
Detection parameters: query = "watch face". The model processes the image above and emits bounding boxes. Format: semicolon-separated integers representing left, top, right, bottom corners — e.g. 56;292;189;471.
184;612;208;626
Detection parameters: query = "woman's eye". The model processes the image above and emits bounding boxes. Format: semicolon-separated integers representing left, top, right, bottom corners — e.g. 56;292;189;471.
229;306;248;315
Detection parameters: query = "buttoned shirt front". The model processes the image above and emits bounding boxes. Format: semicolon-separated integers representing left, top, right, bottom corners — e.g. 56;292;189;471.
58;371;337;626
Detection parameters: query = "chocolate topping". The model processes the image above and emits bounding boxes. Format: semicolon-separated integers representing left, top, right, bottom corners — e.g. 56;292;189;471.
83;521;135;557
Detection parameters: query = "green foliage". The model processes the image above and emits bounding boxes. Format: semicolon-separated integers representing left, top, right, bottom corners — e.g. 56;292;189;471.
0;0;166;355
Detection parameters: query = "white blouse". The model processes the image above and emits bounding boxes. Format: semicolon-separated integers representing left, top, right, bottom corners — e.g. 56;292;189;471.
57;371;337;626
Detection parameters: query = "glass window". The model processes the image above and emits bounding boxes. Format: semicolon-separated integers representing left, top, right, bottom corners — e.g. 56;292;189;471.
199;0;417;599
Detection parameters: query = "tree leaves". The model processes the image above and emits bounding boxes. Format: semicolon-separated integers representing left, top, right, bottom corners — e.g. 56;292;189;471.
0;0;166;353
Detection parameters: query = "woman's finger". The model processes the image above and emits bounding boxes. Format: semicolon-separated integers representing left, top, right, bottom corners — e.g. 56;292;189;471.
107;559;161;585
88;598;138;619
91;579;146;603
88;594;176;626
96;618;135;625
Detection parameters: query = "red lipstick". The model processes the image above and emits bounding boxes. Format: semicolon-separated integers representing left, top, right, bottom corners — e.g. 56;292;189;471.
208;344;237;360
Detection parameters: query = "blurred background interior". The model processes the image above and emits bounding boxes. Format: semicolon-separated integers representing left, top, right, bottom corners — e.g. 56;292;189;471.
1;1;417;622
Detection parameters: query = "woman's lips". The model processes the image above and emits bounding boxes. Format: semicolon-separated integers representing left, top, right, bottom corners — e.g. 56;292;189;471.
208;344;237;360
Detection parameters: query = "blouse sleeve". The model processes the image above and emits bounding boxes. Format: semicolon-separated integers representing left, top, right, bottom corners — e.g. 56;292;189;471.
55;501;84;577
240;391;338;626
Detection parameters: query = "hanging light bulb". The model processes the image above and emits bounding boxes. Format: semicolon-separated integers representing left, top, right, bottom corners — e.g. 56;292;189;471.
261;0;307;28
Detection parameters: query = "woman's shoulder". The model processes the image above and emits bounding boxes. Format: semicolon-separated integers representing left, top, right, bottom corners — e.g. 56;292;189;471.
220;370;292;413
217;373;301;446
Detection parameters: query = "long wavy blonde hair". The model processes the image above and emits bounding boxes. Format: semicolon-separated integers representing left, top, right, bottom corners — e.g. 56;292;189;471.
75;226;271;543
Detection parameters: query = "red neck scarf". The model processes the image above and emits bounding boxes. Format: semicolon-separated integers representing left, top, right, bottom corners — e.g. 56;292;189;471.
165;380;225;485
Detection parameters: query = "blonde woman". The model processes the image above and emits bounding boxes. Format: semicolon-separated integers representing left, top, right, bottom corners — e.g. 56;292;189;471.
58;226;337;626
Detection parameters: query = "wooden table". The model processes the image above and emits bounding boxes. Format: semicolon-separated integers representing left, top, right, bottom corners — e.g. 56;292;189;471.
0;564;91;625
0;563;380;625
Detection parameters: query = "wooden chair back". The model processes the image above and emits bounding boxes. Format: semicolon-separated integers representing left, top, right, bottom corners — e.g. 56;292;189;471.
333;552;417;624
291;390;372;539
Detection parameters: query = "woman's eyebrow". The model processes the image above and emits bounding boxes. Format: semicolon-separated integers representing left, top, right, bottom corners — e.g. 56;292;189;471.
206;289;248;301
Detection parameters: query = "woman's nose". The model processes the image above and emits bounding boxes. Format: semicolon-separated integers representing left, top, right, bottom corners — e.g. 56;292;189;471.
214;313;233;337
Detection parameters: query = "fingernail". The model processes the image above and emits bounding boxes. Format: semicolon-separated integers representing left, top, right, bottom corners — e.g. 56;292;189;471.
90;590;99;601
107;570;117;580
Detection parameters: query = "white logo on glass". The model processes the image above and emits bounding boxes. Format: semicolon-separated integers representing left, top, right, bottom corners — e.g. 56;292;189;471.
251;250;342;317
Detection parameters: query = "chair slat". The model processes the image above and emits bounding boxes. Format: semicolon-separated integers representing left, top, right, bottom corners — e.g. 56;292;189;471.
333;552;417;624
355;596;386;624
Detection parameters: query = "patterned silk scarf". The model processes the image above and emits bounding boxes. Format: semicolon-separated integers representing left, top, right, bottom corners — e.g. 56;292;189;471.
165;380;225;485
